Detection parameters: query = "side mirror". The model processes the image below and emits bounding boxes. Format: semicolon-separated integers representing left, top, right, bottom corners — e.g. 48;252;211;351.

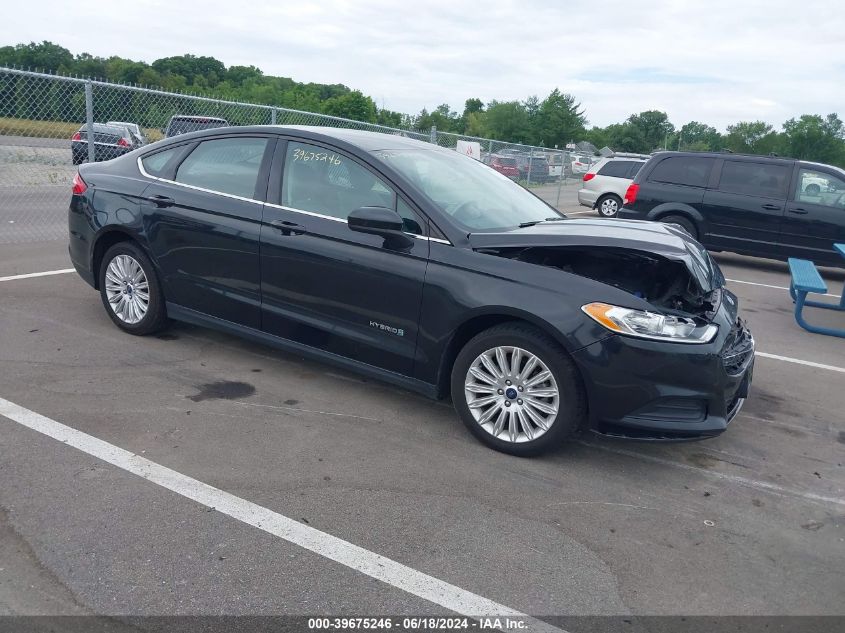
348;206;413;250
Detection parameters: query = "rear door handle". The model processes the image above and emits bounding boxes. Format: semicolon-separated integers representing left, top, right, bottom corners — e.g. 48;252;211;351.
269;219;307;235
761;203;781;210
146;195;174;208
788;208;809;215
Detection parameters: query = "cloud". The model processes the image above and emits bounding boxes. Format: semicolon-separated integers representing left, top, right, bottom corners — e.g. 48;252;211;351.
2;0;844;131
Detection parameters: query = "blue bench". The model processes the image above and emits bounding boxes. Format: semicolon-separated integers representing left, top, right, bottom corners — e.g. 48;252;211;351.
788;258;845;338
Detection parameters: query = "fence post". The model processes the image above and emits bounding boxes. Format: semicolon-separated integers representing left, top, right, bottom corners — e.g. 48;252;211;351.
555;149;564;209
527;151;533;186
271;107;277;125
430;125;437;144
84;80;95;163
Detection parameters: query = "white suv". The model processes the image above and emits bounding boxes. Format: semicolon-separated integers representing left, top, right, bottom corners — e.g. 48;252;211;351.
577;155;648;217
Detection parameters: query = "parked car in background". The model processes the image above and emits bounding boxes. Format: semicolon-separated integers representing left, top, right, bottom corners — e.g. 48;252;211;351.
570;155;593;175
496;149;551;183
107;121;148;146
618;151;845;267
71;123;136;165
68;126;753;455
547;152;571;179
164;115;229;138
578;155;648;217
486;154;520;180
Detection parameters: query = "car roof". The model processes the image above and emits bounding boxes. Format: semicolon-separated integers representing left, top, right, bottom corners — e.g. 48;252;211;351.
649;150;794;164
146;124;453;154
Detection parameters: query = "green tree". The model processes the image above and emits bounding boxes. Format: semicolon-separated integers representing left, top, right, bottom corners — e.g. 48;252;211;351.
533;88;586;148
678;121;722;151
626;110;674;151
321;90;377;122
484;100;531;143
724;120;782;155
781;114;844;165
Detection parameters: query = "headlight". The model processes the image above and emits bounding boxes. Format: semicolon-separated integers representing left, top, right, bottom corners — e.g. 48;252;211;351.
582;302;718;344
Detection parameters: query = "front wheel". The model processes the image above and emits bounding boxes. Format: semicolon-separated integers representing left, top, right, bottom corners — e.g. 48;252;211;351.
98;241;168;335
596;194;622;218
451;323;586;456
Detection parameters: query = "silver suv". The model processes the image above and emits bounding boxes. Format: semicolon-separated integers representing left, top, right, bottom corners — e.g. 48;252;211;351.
578;155;648;217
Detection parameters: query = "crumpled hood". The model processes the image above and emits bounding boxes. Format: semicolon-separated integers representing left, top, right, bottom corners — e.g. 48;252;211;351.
468;218;723;293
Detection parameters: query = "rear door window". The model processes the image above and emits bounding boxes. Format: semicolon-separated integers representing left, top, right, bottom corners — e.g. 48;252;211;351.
795;168;845;207
175;137;269;199
718;161;791;198
648;156;714;187
597;161;633;178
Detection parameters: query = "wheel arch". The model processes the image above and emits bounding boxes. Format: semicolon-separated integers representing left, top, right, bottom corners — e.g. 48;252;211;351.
90;229;148;290
648;202;703;225
434;309;585;400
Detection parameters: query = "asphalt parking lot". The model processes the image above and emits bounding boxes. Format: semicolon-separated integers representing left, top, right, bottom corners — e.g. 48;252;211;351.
1;185;845;632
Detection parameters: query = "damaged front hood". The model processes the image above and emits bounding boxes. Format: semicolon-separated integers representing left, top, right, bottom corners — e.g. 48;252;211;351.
469;218;723;293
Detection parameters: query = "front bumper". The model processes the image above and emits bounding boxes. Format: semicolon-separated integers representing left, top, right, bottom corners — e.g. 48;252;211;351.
571;313;754;440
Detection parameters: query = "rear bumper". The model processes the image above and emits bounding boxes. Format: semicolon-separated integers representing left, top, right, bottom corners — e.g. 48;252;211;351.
577;188;598;208
571;318;754;441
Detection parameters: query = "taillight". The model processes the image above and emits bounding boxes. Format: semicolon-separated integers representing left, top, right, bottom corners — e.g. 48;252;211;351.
117;138;130;147
624;183;639;205
71;132;81;141
72;172;87;195
583;173;595;181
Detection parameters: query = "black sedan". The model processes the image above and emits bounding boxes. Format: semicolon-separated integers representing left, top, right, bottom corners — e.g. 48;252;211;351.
68;126;754;455
71;123;139;165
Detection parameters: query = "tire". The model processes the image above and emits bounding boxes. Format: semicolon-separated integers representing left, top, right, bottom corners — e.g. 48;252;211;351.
660;214;698;240
98;241;168;335
596;194;622;218
450;323;586;456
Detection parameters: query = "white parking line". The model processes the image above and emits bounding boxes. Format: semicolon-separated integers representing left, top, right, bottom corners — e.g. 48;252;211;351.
755;352;845;374
0;396;563;632
726;277;840;299
0;268;74;283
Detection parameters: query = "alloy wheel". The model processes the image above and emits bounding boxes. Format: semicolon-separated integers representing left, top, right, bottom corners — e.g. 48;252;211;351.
464;346;559;443
104;254;150;324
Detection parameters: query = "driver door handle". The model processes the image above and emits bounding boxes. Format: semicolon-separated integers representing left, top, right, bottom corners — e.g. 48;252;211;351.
269;219;307;235
146;195;174;208
761;203;781;210
788;208;809;215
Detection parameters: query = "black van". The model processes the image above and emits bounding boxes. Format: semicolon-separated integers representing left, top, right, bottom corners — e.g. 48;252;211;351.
618;151;845;266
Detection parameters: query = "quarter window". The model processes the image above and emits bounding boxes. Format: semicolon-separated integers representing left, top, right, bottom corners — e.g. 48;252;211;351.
718;161;790;198
795;168;845;208
141;147;180;177
175;137;268;199
648;156;714;187
282;141;395;220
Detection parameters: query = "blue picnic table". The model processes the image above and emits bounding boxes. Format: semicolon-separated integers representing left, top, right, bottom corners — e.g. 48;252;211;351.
787;243;845;338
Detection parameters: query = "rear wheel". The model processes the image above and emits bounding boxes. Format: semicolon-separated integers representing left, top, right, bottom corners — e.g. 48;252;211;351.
596;194;622;218
451;323;585;456
660;214;697;239
98;241;168;335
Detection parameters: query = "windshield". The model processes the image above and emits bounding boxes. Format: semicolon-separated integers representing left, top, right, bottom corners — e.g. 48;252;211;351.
373;149;561;230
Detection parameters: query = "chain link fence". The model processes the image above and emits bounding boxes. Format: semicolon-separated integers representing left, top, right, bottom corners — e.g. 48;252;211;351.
0;67;575;245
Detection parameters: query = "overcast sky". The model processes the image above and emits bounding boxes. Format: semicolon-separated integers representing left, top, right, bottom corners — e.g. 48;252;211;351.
3;0;843;131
